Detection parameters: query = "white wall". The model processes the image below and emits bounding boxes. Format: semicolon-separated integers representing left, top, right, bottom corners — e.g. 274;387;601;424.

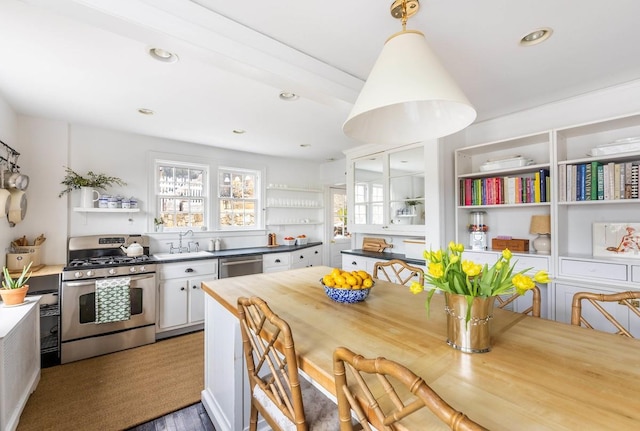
0;95;18;265
14;121;328;261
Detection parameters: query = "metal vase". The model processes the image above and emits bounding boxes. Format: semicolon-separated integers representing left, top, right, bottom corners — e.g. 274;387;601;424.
445;293;495;353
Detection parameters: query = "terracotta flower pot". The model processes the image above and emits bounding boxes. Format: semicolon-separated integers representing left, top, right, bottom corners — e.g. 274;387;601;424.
0;285;29;306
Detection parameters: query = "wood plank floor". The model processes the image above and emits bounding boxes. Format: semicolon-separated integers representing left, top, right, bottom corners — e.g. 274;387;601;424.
126;402;215;431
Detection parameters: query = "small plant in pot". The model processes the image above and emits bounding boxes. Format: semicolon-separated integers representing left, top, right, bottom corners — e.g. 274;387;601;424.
1;262;33;306
58;166;126;198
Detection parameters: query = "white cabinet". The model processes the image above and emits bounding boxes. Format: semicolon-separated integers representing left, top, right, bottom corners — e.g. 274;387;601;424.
263;245;324;273
455;112;640;323
555;281;640;337
347;144;427;234
157;259;217;332
341;254;379;273
1;299;40;431
262;252;291;273
290;245;323;269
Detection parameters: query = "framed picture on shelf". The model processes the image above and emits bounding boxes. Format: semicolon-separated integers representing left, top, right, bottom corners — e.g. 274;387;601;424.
592;222;640;259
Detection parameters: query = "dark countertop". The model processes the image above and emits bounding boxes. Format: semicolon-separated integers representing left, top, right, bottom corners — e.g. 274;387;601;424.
152;241;323;264
341;249;425;266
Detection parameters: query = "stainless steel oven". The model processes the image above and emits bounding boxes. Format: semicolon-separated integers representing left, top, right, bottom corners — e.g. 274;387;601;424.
61;234;157;364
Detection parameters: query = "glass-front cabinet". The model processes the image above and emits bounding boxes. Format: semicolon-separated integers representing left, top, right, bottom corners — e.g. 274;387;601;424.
348;144;426;234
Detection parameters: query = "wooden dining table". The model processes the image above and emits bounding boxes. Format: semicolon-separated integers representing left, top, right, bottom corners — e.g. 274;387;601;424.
201;266;640;430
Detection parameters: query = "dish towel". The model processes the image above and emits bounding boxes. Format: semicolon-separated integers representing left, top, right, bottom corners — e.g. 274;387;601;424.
95;277;131;324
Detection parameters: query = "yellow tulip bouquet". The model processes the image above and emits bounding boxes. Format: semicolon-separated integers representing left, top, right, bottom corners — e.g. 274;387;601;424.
410;242;551;322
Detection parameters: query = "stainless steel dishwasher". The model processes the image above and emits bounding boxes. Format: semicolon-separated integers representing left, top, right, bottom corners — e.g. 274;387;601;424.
219;255;263;278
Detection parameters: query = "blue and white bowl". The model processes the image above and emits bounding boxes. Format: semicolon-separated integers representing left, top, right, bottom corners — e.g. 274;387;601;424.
322;282;372;304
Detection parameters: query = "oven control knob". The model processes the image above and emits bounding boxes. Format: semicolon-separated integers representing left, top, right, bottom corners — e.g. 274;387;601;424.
140;266;146;272
86;270;94;277
74;271;83;278
130;266;138;273
108;268;117;275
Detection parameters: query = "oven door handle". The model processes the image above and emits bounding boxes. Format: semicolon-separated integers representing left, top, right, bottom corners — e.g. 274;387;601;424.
63;273;155;287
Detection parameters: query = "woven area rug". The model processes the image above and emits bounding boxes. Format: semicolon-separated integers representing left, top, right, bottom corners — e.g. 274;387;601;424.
17;331;204;431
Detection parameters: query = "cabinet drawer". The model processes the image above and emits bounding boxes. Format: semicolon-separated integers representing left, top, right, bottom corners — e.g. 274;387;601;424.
511;255;549;272
263;252;290;269
159;260;218;280
559;258;628;282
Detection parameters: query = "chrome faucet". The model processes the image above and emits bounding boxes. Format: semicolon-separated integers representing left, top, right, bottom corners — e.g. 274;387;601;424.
167;230;194;254
177;230;193;253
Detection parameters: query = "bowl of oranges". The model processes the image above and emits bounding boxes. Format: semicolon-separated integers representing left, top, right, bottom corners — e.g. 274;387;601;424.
320;268;374;303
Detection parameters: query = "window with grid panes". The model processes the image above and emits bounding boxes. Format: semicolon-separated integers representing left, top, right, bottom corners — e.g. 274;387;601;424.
156;162;207;230
218;167;261;229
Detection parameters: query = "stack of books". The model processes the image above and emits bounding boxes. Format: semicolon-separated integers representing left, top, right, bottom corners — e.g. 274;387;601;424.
558;161;640;201
459;169;550;206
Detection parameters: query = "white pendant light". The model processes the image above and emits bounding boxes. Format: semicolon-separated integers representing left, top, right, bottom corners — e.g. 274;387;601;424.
343;0;476;145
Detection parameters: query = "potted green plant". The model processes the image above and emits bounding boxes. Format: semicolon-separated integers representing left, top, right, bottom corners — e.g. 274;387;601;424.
1;262;33;306
154;217;164;232
405;197;422;215
58;166;127;198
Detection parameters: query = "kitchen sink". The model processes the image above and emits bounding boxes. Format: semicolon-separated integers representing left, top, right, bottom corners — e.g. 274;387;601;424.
152;251;214;261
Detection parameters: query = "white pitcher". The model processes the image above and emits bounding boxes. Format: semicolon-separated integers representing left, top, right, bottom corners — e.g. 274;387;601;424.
80;187;100;208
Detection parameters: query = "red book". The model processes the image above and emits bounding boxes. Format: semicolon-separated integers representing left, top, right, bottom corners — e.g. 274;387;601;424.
464;179;472;206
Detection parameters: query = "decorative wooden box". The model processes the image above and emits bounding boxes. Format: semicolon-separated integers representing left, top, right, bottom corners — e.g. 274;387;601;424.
491;238;529;252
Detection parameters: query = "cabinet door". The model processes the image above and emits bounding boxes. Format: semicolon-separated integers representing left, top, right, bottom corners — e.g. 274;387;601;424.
188;276;210;324
388;146;425;226
352;154;385;230
308;246;323;267
290;251;309;269
159;279;188;329
342;255;370;272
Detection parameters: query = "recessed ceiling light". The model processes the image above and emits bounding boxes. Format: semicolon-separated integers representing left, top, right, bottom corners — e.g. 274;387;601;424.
138;108;154;115
232;129;246;134
519;28;553;46
279;91;299;101
300;144;311;148
148;48;179;63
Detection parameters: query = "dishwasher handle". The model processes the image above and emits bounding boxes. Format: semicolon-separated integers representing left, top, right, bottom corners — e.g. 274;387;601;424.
220;258;263;267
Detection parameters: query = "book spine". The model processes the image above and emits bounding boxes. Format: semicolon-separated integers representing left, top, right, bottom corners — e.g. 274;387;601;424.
597;164;605;200
590;161;600;201
464;179;472;206
571;165;578;201
534;171;541;203
607;162;615;200
585;163;592;200
558;165;566;202
576;164;586;201
624;162;633;199
539;169;549;202
632;163;639;199
614;163;621;200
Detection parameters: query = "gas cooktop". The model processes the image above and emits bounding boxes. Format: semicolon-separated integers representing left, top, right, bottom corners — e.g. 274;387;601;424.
68;255;154;268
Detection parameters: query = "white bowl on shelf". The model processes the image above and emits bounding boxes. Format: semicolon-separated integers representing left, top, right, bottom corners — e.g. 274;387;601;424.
282;239;296;246
296;237;308;245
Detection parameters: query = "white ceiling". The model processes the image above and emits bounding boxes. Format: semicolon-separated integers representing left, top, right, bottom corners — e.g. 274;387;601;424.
1;0;640;162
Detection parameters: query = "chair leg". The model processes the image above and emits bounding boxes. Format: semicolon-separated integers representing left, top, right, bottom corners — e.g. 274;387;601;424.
249;401;258;431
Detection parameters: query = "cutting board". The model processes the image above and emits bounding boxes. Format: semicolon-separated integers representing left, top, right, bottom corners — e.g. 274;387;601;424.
362;237;393;252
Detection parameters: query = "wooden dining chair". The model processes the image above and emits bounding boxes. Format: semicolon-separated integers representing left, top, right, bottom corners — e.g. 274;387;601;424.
237;296;338;431
570;290;640;337
333;346;488;431
495;285;542;317
373;259;424;286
